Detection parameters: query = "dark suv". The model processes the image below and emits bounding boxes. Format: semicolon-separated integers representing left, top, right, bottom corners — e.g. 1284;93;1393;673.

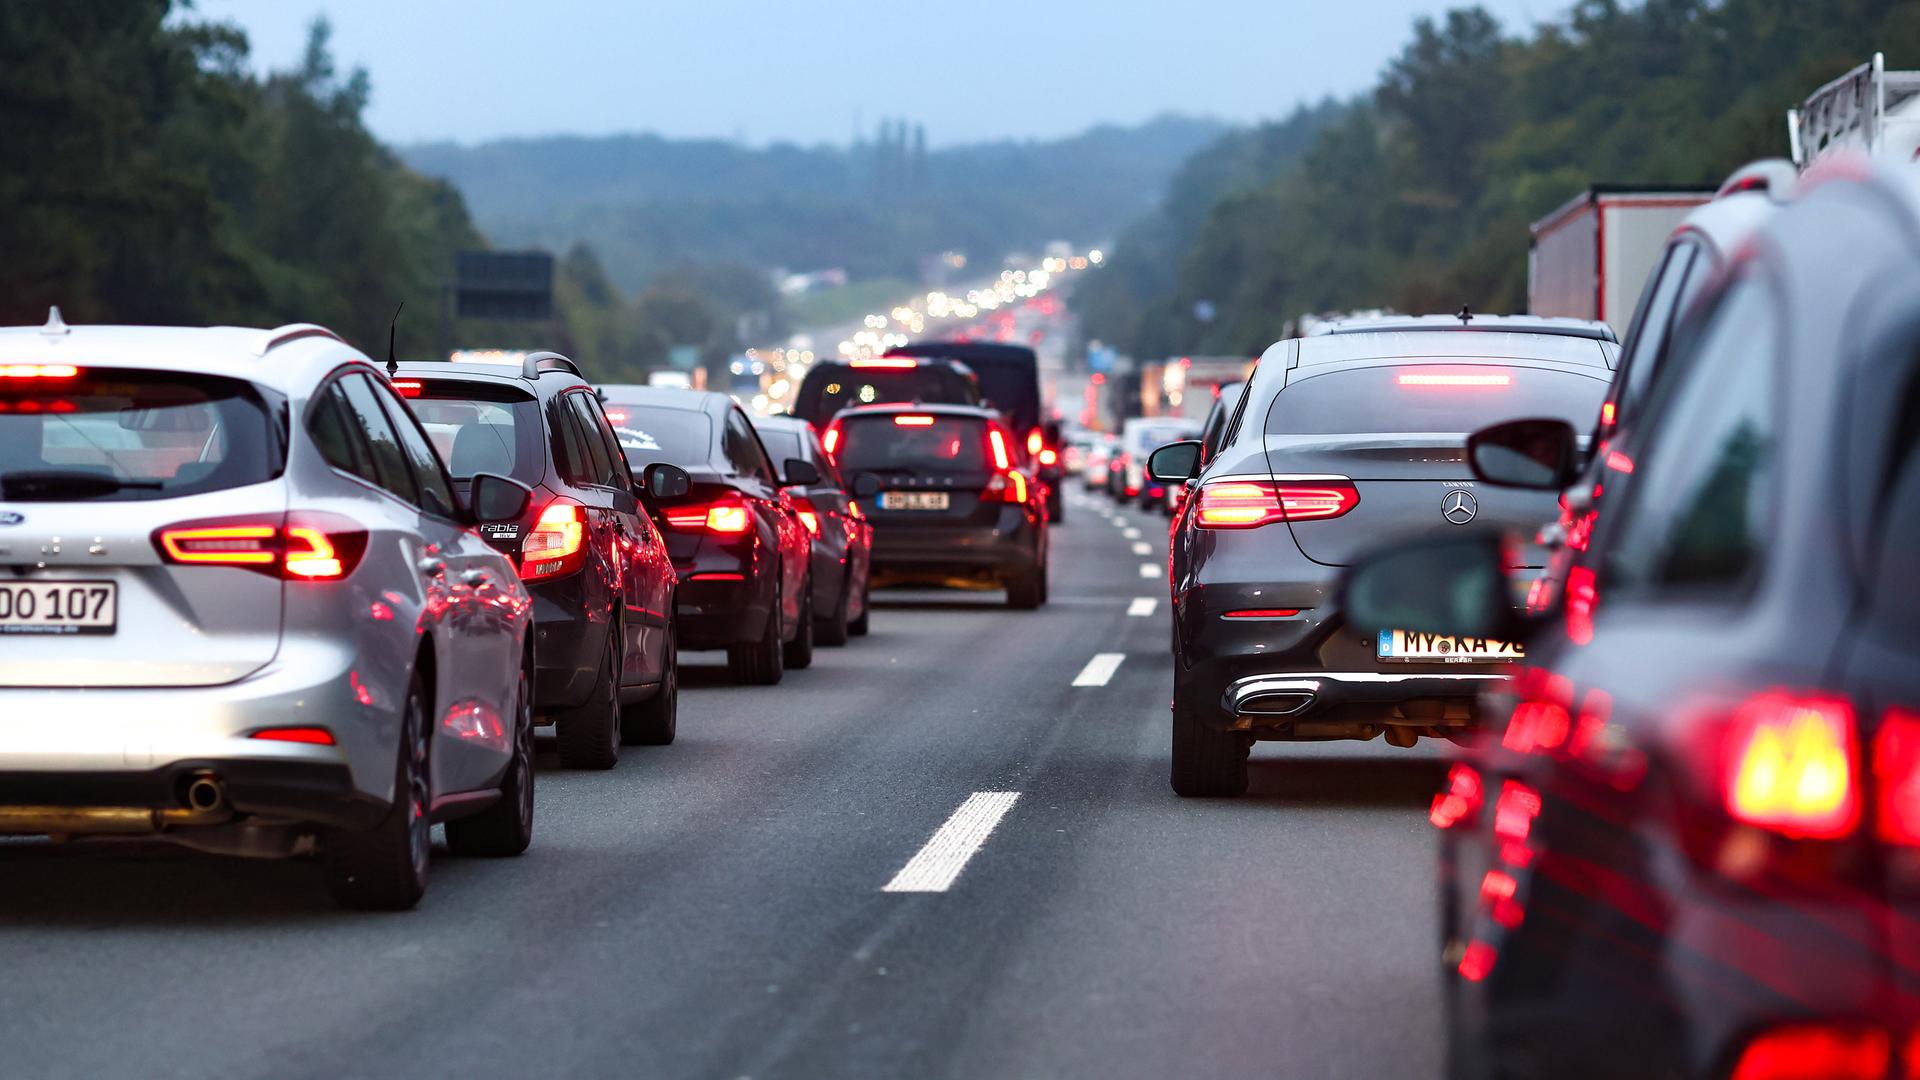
791;357;981;428
753;414;877;644
393;354;685;769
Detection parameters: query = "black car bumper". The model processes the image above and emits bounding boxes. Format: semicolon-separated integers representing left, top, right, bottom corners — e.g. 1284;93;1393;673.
0;759;381;832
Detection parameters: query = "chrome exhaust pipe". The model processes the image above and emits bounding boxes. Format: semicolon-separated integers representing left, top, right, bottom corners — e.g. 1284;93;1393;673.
1227;677;1320;717
184;774;226;814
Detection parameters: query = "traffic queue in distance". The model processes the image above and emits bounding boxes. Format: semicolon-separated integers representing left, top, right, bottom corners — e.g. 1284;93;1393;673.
1068;147;1917;1078
0;322;1056;910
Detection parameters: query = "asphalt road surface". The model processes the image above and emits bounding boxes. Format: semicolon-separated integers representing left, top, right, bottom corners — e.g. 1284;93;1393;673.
0;492;1448;1080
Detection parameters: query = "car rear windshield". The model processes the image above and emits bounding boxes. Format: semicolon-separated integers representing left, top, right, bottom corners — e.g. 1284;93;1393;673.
0;368;280;502
406;383;543;484
836;415;989;474
1266;364;1608;435
796;365;976;424
603;404;713;465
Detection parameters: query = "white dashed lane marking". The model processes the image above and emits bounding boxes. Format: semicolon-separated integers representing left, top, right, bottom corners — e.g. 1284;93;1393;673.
882;792;1022;893
1131;541;1152;555
1139;563;1161;579
1071;653;1126;686
1123;527;1140;539
1127;597;1158;617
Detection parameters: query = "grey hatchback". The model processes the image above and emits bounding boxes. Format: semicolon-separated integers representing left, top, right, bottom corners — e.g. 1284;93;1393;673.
0;317;536;910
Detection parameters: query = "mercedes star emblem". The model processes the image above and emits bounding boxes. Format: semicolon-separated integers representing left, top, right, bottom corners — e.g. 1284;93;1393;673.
1442;490;1479;525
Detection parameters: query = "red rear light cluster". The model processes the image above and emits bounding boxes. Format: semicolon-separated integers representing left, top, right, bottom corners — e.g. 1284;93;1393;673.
1723;692;1859;840
1429;763;1483;828
1192;479;1358;529
850;358;918;369
0;364;79;379
520;500;587;580
250;726;336;746
1729;1026;1895;1080
153;513;367;580
1874;708;1920;846
792;496;821;535
392;379;424;398
822;424;842;458
665;492;752;535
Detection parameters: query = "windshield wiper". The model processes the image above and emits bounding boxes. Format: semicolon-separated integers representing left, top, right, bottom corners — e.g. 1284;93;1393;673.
0;470;163;500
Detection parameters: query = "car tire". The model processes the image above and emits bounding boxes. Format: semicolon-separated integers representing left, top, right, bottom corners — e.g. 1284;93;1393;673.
557;626;620;770
783;577;815;669
848;579;871;637
621;616;677;745
446;658;536;857
1170;699;1250;797
815;572;851;647
728;577;785;685
324;671;432;910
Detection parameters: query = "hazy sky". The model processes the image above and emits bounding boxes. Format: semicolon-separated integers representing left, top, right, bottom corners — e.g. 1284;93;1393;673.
191;0;1549;148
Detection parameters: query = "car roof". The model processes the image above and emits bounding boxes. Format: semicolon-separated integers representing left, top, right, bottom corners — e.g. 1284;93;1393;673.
1288;330;1617;371
394;353;586;392
0;318;373;393
834;402;1000;421
885;342;1037;366
753;414;810;432
594;385;733;415
1309;314;1617;342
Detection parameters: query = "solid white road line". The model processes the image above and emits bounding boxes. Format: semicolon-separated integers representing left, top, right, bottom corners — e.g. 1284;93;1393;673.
1127;597;1158;617
1071;652;1126;686
1131;541;1153;555
1123;527;1140;539
882;792;1022;894
1139;563;1161;578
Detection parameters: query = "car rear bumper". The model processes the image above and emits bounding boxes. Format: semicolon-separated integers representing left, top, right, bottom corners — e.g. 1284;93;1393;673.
0;758;378;833
530;573;610;711
0;637;397;826
1223;671;1508;725
869;519;1038;586
673;563;772;650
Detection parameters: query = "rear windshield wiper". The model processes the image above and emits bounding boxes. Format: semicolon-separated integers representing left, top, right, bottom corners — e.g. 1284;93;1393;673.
0;470;164;500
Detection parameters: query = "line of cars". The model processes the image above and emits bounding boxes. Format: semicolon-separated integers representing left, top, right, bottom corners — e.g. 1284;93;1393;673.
1137;152;1920;1076
0;326;1055;910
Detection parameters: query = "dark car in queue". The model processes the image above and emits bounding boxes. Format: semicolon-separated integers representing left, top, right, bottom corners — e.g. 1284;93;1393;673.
1522;160;1795;621
1340;160;1920;1080
1152;328;1614;797
752;414;876;644
392;354;684;768
884;342;1066;522
791;356;981;429
826;403;1049;609
596;386;814;685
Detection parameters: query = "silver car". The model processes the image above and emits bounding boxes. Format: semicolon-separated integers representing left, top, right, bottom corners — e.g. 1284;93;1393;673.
0;314;537;910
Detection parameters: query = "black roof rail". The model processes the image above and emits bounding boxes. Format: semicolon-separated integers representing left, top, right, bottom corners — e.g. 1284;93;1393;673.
522;351;582;381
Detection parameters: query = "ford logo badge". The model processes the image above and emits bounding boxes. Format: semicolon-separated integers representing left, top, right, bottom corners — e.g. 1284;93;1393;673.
0;512;22;527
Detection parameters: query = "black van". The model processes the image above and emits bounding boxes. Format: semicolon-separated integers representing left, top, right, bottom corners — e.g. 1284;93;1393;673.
791;357;980;428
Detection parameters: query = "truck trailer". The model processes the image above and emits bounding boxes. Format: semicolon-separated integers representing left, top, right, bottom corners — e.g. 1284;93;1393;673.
1528;187;1711;337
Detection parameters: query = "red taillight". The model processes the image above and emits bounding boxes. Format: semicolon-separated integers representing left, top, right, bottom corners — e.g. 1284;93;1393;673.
1729;1026;1890;1080
521;500;587;580
1457;940;1496;982
987;427;1012;470
0;364;79;379
894;414;936;426
392;379;423;398
1599;401;1617;429
1564;565;1597;645
249;726;336;746
1039;447;1058;466
1604;450;1634;474
793;496;820;535
1723;692;1859;840
823;424;842;458
153;514;365;580
1429;763;1483;828
1221;609;1300;619
851;358;918;369
1026;428;1044;456
1192;479;1358;529
604;409;627;424
1874;707;1920;846
1493;781;1541;846
665;492;751;534
1397;369;1511;387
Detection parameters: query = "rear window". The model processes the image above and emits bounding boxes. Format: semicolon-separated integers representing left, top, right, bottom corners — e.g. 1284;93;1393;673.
836;415;989;474
1266;365;1608;435
0;368;280;501
405;383;544;484
603;404;713;465
796;364;977;424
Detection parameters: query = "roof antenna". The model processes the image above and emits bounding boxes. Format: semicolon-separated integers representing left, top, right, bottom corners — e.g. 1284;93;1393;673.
1456;305;1473;326
41;306;70;337
385;302;404;377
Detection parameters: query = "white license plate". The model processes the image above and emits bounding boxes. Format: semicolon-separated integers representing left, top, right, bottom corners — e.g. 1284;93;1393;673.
1377;628;1522;663
881;491;950;511
0;581;117;635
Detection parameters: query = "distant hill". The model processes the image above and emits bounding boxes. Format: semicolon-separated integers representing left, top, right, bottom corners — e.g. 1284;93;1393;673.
401;115;1227;290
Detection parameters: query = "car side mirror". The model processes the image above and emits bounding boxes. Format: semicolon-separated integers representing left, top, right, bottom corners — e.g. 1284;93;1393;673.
1466;418;1579;490
641;462;692;500
783;458;822;487
1339;533;1520;641
1147;440;1202;483
469;472;532;524
850;472;882;498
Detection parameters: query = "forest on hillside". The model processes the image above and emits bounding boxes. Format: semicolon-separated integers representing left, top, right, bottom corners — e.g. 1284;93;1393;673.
1077;0;1920;361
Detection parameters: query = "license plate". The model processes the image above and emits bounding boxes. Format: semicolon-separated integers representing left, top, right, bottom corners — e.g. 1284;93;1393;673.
1377;628;1522;663
0;581;117;635
880;491;950;511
